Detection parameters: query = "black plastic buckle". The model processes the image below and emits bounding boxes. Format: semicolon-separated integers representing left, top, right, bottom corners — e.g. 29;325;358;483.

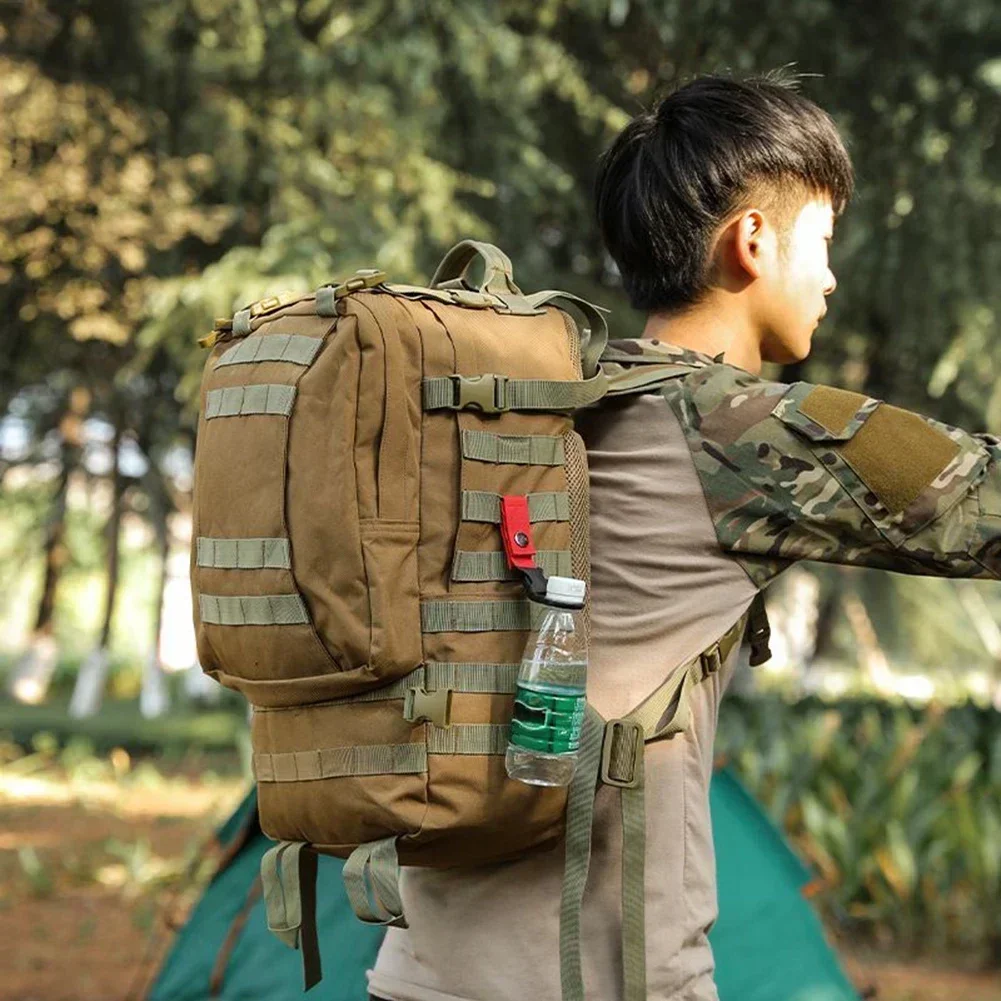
699;644;722;680
516;566;550;603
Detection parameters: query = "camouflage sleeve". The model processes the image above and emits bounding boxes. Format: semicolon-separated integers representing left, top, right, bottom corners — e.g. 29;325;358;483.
662;364;1001;587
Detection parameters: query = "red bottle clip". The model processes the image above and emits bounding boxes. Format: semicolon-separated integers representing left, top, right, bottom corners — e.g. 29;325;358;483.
499;495;549;602
499;495;536;570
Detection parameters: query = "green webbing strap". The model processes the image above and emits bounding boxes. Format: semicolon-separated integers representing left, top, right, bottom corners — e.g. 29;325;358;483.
604;363;692;397
215;334;322;369
254;743;427;782
587;614;750;1001
420;598;545;633
424;662;520;694
617;742;647;1001
625;610;749;740
385;283;543;316
461;489;569;523
342;837;408;928
382;282;458;307
461;429;565;465
422;371;607;413
429;240;521;296
261;842;322;990
196;537;291;570
426;723;509;755
310;662;521;705
451;549;571;582
254;724;513;783
523;290;609;380
559;705;605;1001
204;384;296;419
594;718;647;1001
198;593;309;626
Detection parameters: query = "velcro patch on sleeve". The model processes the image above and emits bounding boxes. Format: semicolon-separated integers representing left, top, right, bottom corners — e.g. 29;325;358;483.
838;404;961;515
797;386;871;438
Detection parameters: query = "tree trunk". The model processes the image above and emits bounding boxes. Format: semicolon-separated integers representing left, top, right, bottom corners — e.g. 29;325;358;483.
70;416;125;718
33;421;77;634
140;492;172;719
844;591;893;695
8;387;89;703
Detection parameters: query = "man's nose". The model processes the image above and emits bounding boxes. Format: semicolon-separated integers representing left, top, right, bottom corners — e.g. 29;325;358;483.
823;269;837;296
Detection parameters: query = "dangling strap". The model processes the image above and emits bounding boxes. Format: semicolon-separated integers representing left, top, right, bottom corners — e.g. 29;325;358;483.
342;836;409;928
523;290;609;380
559;705;605;1001
599;719;646;1001
260;841;322;990
588;607;753;1001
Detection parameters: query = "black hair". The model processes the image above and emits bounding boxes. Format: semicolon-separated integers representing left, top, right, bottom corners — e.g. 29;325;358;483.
594;72;854;313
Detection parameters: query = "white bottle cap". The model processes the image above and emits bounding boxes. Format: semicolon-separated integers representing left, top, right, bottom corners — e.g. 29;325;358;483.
544;576;587;608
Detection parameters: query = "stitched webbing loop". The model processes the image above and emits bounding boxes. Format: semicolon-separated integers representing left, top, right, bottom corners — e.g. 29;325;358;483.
260;842;321;990
342;837;408;929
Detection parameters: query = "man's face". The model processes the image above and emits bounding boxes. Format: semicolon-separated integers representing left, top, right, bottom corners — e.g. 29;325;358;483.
758;197;837;365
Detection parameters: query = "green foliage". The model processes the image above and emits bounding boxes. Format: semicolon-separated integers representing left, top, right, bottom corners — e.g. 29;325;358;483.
0;700;247;756
0;482;161;674
719;696;1001;961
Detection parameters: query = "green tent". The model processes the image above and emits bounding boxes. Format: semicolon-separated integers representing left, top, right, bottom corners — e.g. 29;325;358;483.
148;770;859;1001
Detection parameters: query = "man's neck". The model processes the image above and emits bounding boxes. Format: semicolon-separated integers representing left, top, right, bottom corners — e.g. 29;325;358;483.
640;306;763;374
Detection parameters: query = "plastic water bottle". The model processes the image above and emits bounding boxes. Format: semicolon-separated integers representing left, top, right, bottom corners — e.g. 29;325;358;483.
505;576;588;787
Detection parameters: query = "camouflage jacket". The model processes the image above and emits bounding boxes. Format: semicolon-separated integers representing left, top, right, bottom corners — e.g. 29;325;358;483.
598;338;1001;587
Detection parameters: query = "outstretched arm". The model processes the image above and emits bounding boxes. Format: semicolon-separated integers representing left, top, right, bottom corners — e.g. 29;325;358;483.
663;364;1001;587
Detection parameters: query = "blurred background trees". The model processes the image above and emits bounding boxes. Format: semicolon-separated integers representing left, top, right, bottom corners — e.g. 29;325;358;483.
4;0;1001;702
2;0;1001;971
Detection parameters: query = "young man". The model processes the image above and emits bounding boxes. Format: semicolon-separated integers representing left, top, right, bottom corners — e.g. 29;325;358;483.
367;74;1000;1001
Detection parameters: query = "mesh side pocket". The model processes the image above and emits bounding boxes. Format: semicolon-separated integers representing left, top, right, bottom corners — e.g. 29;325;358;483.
563;429;591;649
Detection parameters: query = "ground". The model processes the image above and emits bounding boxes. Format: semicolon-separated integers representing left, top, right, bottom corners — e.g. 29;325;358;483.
1;743;998;1001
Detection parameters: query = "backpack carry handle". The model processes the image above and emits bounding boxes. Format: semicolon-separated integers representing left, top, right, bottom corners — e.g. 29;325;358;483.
430;240;522;296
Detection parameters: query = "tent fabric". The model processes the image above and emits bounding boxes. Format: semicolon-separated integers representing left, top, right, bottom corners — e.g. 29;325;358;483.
149;771;858;1001
710;769;859;1001
148;794;385;1001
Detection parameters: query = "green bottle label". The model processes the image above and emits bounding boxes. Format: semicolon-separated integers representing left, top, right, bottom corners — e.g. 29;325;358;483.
509;684;586;755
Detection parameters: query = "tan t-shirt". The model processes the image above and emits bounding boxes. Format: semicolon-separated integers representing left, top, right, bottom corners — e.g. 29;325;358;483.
367;392;759;1001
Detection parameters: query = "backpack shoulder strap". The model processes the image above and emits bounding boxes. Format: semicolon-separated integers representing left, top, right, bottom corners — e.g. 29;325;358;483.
599;338;716;399
559;597;772;1001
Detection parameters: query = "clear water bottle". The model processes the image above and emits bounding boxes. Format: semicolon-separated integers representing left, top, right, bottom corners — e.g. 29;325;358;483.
505;576;588;787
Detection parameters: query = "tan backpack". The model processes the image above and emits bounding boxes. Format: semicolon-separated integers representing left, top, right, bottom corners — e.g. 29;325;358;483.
190;241;766;1001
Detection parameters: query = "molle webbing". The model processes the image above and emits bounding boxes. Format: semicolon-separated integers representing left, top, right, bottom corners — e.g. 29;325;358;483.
196;537;291;570
420;598;546;633
199;594;308;626
281;662;521;704
215;334;323;369
205;384;296;419
460;429;565;465
255;743;426;781
254;725;511;781
451;549;571;582
461;490;569;523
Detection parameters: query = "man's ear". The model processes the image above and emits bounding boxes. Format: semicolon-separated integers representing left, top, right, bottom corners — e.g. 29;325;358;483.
732;209;766;280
